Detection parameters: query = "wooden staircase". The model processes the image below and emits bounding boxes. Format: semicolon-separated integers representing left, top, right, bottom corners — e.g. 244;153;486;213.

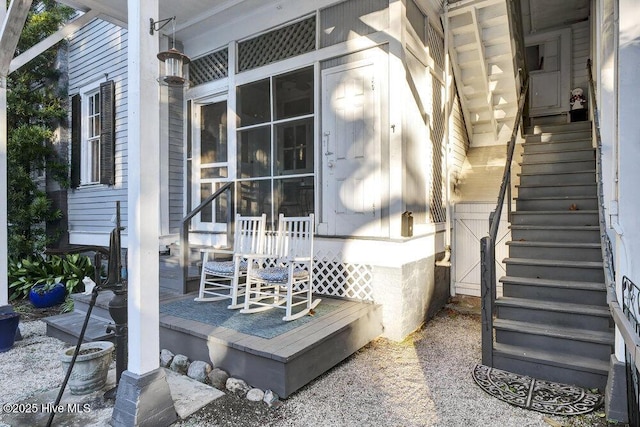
492;120;613;390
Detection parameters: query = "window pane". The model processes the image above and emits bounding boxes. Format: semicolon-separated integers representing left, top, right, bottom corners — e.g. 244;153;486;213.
238;180;272;224
201;102;227;163
274;67;313;120
237;79;270;127
275;118;313;175
238;126;271;178
214;182;228;224
90;139;100;183
201;167;228;179
200;184;213;223
275;176;314;217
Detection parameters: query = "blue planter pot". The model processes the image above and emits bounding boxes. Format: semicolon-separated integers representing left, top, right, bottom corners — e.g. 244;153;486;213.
0;312;20;352
29;283;66;308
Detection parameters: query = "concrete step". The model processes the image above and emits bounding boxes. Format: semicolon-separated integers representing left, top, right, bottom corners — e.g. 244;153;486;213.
523;138;593;153
510;225;600;243
493;342;609;390
504;257;604;282
43;312;114;345
499;275;607;305
515;196;598;211
495;297;611;331
510;210;599;226
520;159;595;174
516;184;596;198
525;129;592;143
507;241;602;262
518;170;596;186
71;291;115;321
521;148;595;164
494;318;613;361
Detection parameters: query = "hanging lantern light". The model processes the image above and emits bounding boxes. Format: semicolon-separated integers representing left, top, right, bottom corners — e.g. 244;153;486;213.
157;47;190;85
150;16;191;86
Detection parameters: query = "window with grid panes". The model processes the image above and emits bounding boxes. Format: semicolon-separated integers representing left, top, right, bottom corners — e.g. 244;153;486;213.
236;67;314;225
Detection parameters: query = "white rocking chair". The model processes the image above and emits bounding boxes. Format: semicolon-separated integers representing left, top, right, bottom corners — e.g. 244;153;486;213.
240;214;320;321
195;213;266;309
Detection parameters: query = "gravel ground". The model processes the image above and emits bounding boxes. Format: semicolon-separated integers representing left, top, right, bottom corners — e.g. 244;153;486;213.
0;308;612;427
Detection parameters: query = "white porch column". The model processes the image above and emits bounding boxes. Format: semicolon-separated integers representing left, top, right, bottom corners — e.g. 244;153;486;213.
112;0;176;425
126;0;161;379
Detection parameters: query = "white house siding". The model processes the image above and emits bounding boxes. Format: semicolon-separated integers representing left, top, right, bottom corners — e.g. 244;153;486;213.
450;87;470;185
571;19;590;102
67;19;128;245
167;86;184;234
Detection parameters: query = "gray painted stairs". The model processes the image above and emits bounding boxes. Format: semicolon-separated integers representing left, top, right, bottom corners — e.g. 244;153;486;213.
494;121;613;390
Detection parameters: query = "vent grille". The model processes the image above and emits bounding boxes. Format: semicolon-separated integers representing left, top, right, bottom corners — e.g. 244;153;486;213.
428;24;445;70
189;49;229;86
238;17;316;72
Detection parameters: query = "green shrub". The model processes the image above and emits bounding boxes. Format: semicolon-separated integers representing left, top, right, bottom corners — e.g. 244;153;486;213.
8;254;95;300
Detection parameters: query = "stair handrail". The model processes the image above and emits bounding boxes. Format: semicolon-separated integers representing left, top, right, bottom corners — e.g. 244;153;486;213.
586;60;640;371
480;76;529;366
180;181;234;293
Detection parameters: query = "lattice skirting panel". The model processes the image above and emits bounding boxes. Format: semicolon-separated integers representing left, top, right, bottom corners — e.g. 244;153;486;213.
312;250;374;302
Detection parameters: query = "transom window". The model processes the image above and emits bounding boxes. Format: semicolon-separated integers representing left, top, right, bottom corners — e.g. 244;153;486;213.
236;67;315;225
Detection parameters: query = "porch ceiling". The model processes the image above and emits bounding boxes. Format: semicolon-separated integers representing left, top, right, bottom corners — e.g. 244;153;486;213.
522;0;590;33
56;0;267;41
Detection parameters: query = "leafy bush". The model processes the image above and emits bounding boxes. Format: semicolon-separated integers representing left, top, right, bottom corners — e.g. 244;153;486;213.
8;254;95;301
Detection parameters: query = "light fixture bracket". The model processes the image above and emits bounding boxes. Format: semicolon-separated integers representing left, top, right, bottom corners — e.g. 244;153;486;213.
149;16;176;35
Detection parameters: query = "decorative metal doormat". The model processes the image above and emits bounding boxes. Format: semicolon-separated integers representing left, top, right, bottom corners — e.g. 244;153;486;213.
472;364;603;415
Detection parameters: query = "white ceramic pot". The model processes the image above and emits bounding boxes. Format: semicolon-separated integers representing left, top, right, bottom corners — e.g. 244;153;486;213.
60;341;113;395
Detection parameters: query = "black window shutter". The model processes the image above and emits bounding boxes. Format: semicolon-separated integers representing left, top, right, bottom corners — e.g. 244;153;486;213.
99;80;116;185
70;94;81;188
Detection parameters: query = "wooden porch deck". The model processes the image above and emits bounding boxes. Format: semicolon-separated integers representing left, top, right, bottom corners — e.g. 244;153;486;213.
44;256;383;398
158;293;383;398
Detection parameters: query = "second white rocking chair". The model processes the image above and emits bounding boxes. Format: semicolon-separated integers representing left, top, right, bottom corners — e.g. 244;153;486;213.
241;213;320;321
195;213;266;309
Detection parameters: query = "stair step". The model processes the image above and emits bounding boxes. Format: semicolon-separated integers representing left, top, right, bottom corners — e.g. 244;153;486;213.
504;257;604;282
494;318;613;360
493;342;609;390
500;275;607;304
510;224;600;243
43;312;115;345
518;169;596;186
526;121;592;135
522;148;595;163
523;138;593;153
510;210;599;226
495;297;611;331
507;240;602;261
516;195;598;211
516;184;596;198
520;159;595;174
525;129;592;143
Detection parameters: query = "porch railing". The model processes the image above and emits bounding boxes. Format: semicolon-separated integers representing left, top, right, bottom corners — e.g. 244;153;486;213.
180;181;234;293
480;76;529;366
588;59;640;425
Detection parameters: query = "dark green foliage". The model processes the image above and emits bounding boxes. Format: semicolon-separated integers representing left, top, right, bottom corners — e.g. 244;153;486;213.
6;1;75;259
8;254;94;300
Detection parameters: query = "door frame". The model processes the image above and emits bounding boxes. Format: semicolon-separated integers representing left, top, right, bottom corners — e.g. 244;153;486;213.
191;92;230;232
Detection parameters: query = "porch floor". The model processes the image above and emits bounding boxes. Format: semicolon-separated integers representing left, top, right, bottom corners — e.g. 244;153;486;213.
159;293;383;398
